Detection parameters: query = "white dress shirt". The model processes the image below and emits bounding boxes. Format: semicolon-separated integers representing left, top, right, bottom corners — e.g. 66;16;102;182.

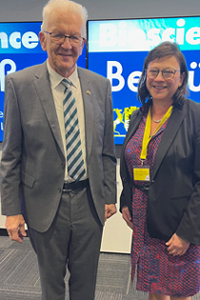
47;61;87;182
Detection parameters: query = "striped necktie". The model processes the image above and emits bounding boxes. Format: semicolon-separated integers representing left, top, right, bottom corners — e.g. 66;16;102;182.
62;78;86;181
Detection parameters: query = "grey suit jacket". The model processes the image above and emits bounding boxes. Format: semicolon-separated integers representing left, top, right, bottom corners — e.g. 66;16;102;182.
120;99;200;244
1;62;116;231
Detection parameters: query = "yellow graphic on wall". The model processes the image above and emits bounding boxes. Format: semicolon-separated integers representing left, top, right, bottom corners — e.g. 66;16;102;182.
113;106;138;136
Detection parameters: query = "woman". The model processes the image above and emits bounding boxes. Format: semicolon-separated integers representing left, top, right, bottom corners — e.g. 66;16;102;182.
120;41;200;300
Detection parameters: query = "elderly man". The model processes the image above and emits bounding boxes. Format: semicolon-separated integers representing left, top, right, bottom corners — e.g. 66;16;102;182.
1;0;116;299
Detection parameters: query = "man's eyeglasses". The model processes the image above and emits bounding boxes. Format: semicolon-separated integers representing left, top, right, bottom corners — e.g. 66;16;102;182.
146;68;180;80
44;31;85;46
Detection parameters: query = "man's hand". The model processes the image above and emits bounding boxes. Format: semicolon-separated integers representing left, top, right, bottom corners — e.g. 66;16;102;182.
122;206;133;230
6;214;27;244
166;233;190;256
105;204;116;221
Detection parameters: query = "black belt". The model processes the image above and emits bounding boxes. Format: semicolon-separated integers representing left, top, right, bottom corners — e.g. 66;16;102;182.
63;179;89;191
133;183;149;195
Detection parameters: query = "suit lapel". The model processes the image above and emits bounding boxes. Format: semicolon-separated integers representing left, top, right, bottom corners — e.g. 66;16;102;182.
33;63;65;158
121;110;142;159
152;104;186;179
78;68;94;159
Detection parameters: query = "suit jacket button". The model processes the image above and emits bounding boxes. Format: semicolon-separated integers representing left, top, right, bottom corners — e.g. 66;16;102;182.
58;187;62;193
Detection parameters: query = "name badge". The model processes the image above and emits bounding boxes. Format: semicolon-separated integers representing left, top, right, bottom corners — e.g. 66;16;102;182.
133;167;150;182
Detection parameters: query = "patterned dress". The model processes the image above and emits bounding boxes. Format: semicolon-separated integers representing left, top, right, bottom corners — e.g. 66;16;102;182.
125;106;200;297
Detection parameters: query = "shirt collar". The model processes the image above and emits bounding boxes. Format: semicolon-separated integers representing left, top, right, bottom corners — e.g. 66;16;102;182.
47;61;79;89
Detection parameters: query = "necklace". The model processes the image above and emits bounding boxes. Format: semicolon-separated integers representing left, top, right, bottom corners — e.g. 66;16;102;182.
152;119;162;123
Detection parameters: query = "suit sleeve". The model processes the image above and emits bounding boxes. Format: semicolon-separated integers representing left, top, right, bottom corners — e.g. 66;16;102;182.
119;160;132;216
119;109;141;216
176;104;200;245
102;80;117;205
1;75;22;216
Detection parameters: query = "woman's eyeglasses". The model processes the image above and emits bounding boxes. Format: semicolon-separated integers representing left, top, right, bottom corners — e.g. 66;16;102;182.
147;68;180;80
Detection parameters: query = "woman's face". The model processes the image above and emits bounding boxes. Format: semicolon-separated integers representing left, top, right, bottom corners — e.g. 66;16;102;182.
146;56;184;104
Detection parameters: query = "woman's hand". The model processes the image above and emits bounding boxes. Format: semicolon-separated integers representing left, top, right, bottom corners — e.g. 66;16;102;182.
122;206;133;229
166;233;190;256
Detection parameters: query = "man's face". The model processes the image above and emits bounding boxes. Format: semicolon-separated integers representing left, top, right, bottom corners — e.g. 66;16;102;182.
39;11;86;77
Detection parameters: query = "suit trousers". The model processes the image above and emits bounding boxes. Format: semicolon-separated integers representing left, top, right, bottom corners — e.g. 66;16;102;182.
28;185;103;300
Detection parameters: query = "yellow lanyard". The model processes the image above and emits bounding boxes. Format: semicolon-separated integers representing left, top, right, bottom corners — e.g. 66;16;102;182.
140;105;173;161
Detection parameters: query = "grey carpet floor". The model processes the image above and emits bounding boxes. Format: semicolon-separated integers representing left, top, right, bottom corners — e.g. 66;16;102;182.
0;236;199;300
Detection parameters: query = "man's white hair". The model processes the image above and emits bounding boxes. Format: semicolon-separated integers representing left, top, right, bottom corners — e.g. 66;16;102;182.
41;0;88;37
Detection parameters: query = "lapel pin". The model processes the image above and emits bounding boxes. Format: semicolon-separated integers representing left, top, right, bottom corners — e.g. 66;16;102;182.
86;90;91;95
